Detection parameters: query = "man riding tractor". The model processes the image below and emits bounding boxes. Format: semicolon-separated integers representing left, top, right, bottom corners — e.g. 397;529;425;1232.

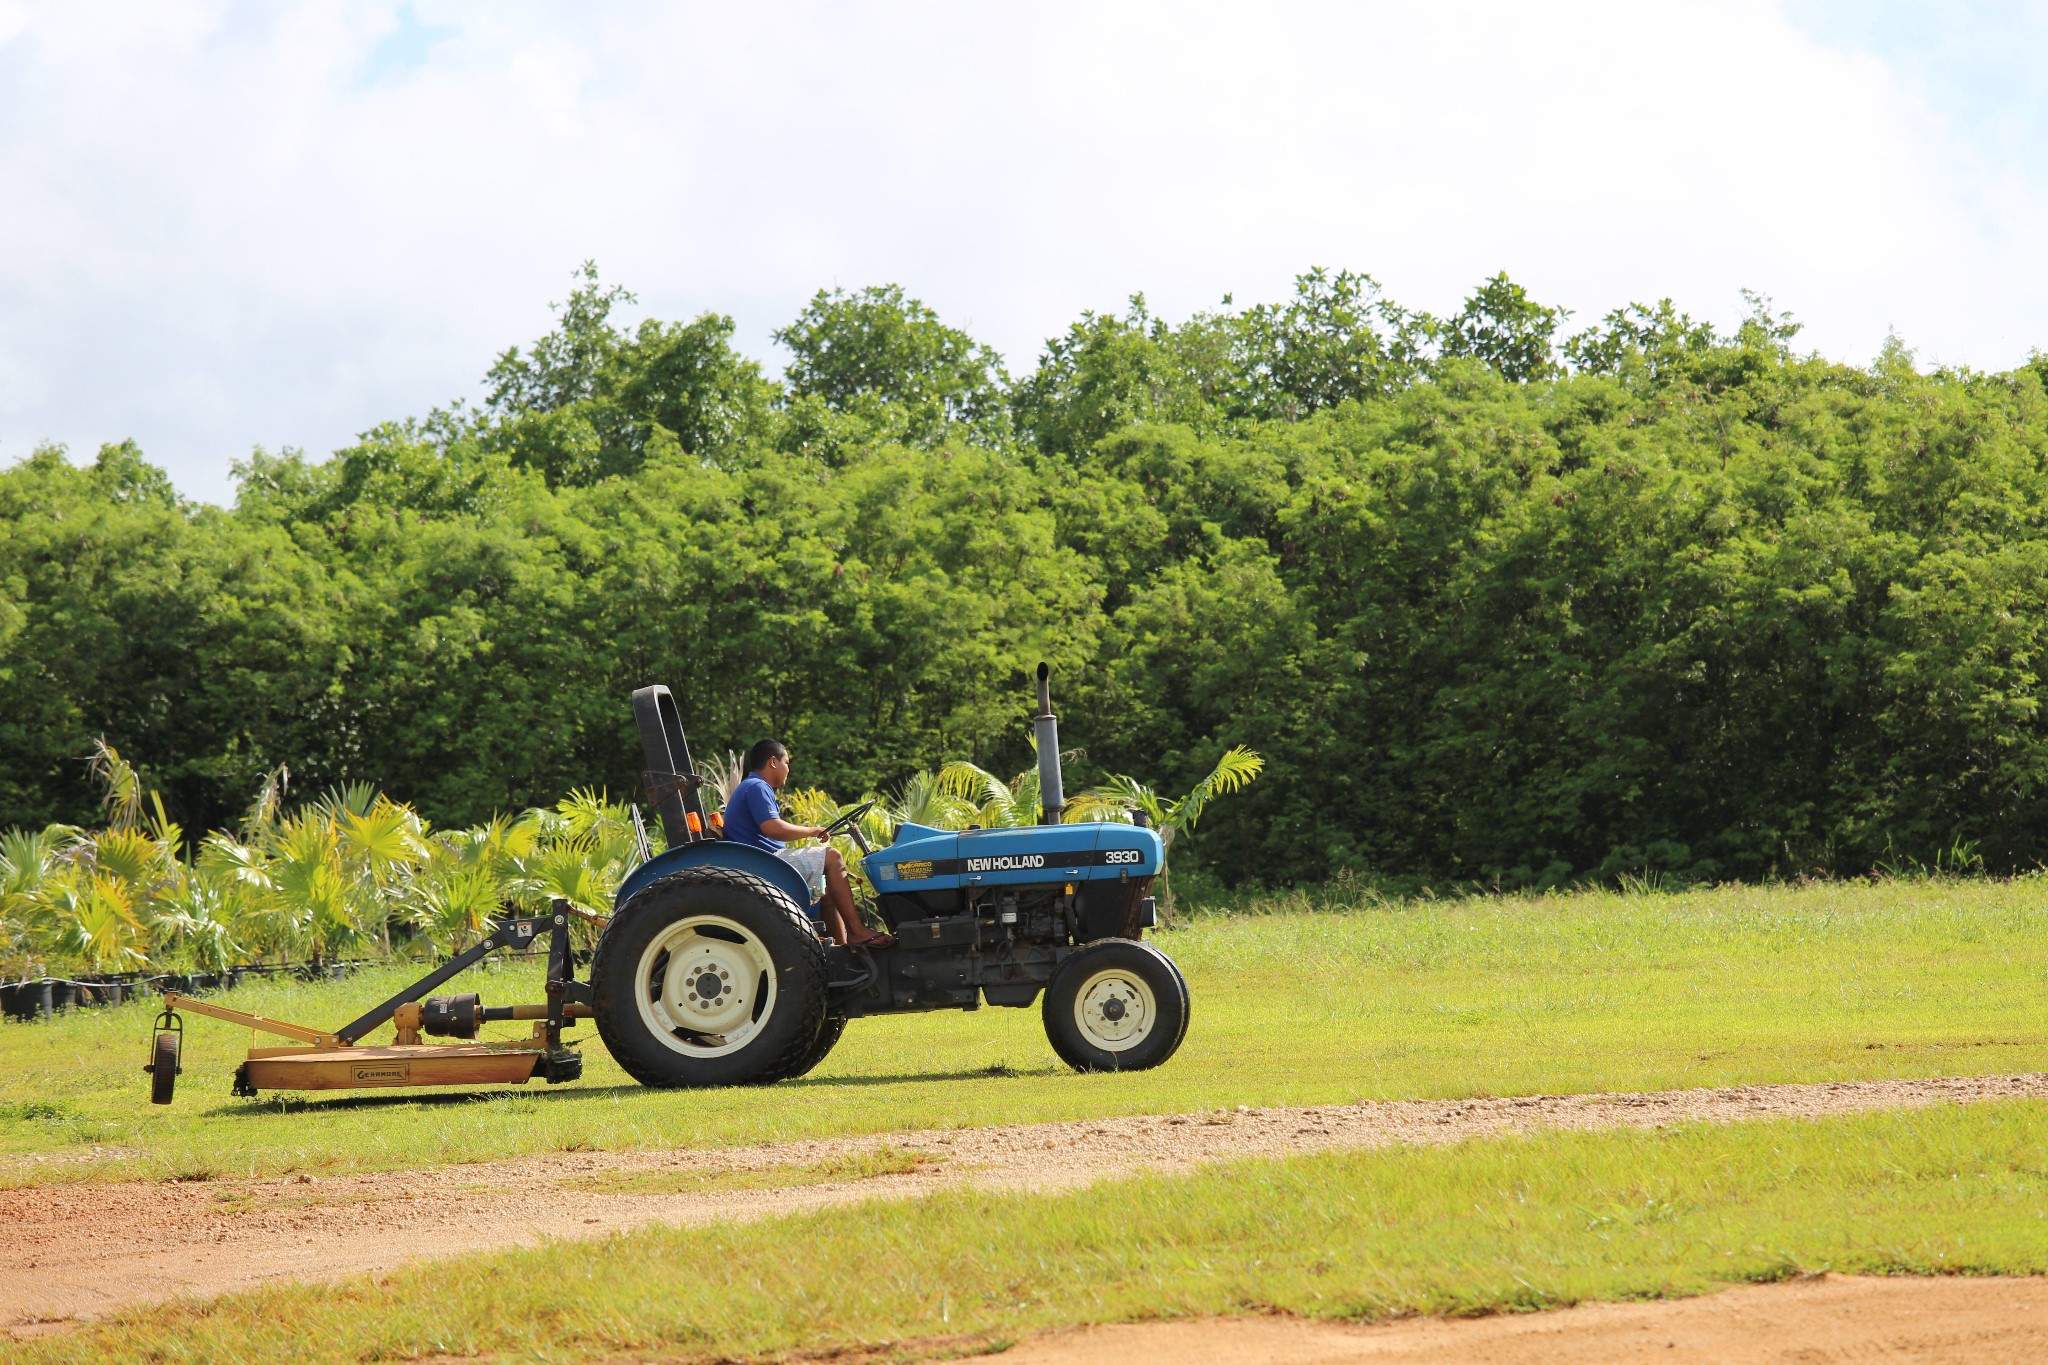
721;739;893;949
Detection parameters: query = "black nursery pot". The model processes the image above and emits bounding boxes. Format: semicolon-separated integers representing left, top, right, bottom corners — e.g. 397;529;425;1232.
48;981;76;1011
3;981;54;1020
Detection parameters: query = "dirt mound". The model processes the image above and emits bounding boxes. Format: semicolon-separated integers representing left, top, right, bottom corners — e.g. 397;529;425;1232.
994;1274;2048;1363
3;1071;2043;1330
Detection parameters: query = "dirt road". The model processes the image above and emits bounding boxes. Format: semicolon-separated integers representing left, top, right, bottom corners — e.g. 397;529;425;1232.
994;1275;2048;1364
4;1071;2044;1333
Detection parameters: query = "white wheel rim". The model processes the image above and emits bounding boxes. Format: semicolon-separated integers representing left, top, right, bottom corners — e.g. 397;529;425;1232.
634;914;778;1058
1073;969;1156;1052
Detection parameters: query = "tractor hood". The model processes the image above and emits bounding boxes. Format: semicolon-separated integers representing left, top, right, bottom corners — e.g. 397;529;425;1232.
864;821;1163;894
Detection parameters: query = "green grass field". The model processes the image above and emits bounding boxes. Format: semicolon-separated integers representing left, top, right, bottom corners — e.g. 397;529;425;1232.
19;1098;2048;1364
4;876;2047;1186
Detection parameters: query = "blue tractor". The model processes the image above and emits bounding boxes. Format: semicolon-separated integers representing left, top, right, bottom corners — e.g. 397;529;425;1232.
592;664;1190;1086
142;666;1186;1103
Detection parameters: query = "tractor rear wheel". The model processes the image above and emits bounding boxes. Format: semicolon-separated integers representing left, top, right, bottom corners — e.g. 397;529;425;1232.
777;1010;847;1081
1042;939;1188;1072
591;867;829;1088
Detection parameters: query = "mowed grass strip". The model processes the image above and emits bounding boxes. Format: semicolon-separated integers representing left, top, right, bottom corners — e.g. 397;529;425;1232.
20;1099;2048;1365
558;1145;946;1196
4;875;2048;1185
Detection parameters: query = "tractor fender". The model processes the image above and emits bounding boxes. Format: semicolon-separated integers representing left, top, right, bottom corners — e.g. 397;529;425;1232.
614;842;820;920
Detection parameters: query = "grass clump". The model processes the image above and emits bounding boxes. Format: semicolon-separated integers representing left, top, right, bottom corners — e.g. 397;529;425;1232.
20;1098;2048;1363
0;1100;82;1123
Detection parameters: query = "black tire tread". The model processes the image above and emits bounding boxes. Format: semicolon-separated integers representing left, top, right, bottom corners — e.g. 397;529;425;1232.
1160;948;1192;1052
777;1011;848;1081
592;866;830;1087
149;1033;179;1105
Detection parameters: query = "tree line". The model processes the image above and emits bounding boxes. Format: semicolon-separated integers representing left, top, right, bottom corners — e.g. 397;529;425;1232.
7;264;2048;890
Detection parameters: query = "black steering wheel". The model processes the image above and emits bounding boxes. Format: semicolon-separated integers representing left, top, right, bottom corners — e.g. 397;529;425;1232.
817;799;879;857
818;800;877;839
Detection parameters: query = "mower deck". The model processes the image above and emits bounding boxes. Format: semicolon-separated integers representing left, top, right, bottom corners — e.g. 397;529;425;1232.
242;1042;547;1091
146;907;590;1102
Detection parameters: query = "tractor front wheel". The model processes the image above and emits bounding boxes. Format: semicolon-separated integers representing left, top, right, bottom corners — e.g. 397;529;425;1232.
1042;939;1188;1072
591;868;829;1088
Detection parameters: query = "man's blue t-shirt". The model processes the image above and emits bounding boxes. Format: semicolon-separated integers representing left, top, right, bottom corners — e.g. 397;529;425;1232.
724;774;784;852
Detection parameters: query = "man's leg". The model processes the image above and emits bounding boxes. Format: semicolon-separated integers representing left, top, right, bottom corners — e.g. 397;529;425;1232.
821;848;887;945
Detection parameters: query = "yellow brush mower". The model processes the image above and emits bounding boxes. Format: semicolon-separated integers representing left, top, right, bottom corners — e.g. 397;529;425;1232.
145;905;589;1102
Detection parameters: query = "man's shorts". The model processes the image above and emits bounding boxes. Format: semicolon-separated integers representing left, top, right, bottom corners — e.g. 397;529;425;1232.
775;844;829;901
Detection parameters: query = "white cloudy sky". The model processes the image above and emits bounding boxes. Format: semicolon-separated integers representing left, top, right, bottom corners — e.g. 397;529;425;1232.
2;0;2046;503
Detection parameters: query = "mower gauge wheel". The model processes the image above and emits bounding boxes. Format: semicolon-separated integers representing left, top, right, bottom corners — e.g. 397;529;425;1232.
147;1031;181;1105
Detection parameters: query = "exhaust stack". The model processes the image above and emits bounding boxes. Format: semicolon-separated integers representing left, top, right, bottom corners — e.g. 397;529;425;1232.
1034;662;1064;825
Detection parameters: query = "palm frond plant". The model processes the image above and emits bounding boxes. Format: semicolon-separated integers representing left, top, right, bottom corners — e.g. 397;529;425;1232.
0;825;73;978
36;868;150;974
242;763;290;838
32;750;190;974
1085;745;1265;917
195;830;271;896
884;770;972;835
338;798;428;873
148;874;243;974
407;864;503;955
87;739;145;832
191;832;276;967
337;796;428;952
457;811;545;881
402;812;533;953
80;827;181;896
265;808;401;967
700;750;746;809
311;781;381;822
935;761;1031;827
549;789;643;871
512;836;611;918
934;743;1093;829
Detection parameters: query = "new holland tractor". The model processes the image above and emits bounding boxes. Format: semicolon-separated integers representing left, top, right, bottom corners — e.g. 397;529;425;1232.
144;666;1188;1101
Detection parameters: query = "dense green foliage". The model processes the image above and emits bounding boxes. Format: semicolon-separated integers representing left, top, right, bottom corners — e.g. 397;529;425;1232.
8;264;2048;888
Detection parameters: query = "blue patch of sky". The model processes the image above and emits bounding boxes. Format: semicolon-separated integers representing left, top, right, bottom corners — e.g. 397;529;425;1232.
1781;1;2048;165
355;3;457;89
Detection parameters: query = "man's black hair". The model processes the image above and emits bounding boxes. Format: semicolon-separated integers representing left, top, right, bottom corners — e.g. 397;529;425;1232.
745;738;789;774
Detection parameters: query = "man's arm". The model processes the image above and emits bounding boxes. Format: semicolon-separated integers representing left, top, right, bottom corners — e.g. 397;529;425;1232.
737;779;822;843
